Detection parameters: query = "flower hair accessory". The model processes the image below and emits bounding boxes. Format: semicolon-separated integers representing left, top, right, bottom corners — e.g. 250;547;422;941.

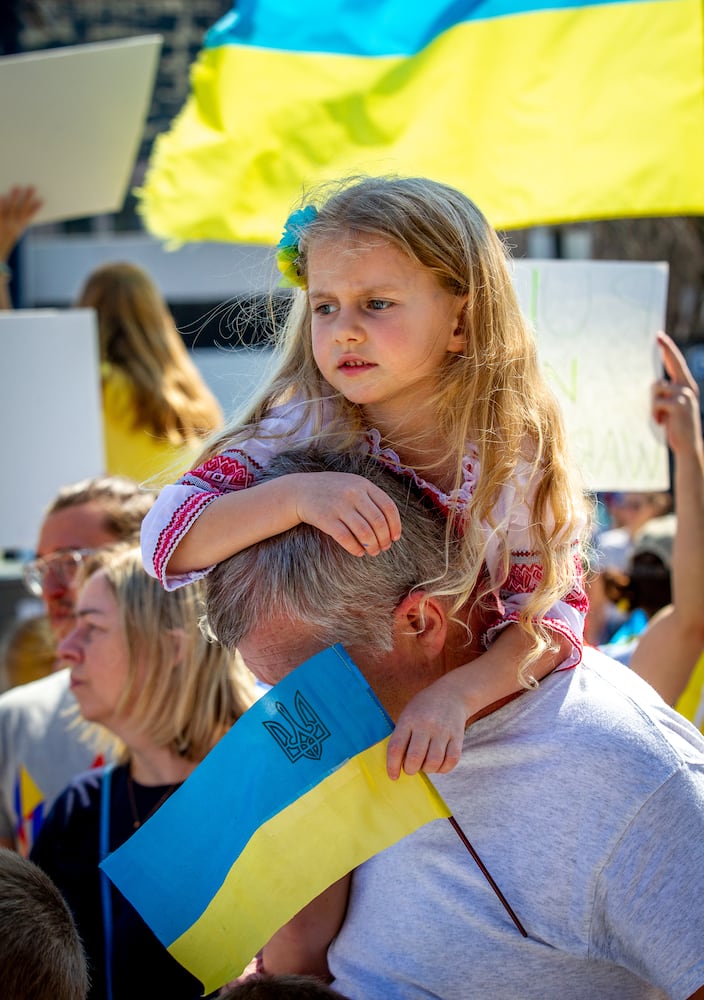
275;205;318;289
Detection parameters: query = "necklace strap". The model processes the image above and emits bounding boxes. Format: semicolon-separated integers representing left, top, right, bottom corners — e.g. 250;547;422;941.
126;772;178;830
99;763;116;1000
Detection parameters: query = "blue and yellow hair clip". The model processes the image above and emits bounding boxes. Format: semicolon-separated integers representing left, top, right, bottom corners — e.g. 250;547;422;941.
275;205;318;289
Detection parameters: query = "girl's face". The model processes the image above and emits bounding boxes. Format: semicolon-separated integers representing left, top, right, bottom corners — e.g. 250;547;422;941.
308;235;466;428
60;571;133;731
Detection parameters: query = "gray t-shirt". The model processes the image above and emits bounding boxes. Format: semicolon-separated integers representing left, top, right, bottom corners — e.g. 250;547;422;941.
0;669;104;853
328;648;704;999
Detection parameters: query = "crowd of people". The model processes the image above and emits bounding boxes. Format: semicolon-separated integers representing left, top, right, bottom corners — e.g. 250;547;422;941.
0;175;703;999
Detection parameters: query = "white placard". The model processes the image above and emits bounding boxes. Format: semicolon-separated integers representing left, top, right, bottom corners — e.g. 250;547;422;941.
0;36;162;224
512;259;669;492
0;310;105;550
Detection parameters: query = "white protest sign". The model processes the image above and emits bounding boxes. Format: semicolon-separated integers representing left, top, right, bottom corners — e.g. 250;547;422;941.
0;36;162;224
511;259;669;492
0;310;104;550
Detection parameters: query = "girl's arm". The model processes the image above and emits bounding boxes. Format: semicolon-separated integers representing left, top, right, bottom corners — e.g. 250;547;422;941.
386;624;570;778
169;472;400;573
142;458;401;588
630;332;704;703
260;875;351;979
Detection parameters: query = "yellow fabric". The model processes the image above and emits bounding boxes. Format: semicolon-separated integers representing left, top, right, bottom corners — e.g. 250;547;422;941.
18;766;43;819
101;366;200;486
167;739;450;992
139;0;704;245
675;650;704;734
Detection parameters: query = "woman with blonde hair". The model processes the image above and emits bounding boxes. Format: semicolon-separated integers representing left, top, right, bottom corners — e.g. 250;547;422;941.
30;546;255;1000
77;262;223;483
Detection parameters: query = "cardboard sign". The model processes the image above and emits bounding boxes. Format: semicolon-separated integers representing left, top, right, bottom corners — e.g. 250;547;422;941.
0;310;104;550
512;259;669;492
0;36;162;224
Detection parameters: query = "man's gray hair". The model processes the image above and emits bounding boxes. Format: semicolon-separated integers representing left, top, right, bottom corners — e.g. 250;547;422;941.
206;450;454;653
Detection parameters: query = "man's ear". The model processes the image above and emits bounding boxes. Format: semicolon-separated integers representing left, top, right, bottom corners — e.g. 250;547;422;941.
393;592;448;658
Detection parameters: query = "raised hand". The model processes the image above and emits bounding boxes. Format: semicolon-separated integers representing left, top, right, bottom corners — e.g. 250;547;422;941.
0;186;43;261
291;471;402;556
653;331;703;457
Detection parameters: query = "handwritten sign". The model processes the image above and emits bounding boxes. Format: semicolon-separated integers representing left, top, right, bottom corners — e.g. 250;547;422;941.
511;259;669;492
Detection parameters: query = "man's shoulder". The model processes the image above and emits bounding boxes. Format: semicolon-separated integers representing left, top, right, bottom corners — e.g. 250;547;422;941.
581;645;684;711
478;647;704;796
568;647;704;764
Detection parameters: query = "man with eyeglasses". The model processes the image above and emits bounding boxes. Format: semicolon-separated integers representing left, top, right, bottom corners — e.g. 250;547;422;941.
0;476;154;853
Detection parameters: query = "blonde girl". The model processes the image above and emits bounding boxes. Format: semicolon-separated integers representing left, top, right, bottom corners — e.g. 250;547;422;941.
141;175;589;778
77;262;223;482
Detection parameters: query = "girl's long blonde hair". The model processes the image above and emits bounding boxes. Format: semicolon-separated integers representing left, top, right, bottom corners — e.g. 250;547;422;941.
200;176;590;679
78;262;223;445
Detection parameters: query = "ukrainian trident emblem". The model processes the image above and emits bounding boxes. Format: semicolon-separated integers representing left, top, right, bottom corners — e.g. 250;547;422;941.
263;691;331;762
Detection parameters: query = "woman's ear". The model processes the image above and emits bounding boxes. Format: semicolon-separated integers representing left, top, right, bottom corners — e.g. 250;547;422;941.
165;627;187;669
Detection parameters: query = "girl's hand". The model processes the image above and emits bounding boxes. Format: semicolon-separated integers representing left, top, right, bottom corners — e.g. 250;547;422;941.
386;672;469;780
291;471;402;556
0;186;43;260
653;331;702;457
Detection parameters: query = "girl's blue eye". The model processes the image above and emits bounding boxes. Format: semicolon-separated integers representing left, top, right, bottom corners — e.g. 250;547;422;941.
313;302;336;315
369;299;390;310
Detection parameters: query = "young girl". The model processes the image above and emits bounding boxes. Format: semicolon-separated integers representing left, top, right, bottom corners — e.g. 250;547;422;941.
141;175;589;779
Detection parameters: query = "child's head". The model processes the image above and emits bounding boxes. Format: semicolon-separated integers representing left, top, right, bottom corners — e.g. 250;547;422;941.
262;176;541;457
0;847;88;999
280;176;525;409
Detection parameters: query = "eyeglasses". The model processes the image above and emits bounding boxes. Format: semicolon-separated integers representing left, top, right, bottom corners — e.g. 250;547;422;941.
22;548;97;597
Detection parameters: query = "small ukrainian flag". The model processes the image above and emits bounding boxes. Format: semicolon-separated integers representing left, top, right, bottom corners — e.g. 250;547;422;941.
101;645;450;994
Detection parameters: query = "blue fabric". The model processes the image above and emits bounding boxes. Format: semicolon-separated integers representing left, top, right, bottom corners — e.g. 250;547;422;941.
204;0;644;57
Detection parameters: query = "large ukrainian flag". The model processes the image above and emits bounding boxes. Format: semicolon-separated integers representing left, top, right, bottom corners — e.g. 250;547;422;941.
101;645;450;993
139;0;704;245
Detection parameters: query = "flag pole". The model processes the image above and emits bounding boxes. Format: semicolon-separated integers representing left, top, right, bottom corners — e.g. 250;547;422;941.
447;816;527;937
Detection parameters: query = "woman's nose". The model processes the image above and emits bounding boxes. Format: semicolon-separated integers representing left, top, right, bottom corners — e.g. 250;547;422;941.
58;630;82;663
